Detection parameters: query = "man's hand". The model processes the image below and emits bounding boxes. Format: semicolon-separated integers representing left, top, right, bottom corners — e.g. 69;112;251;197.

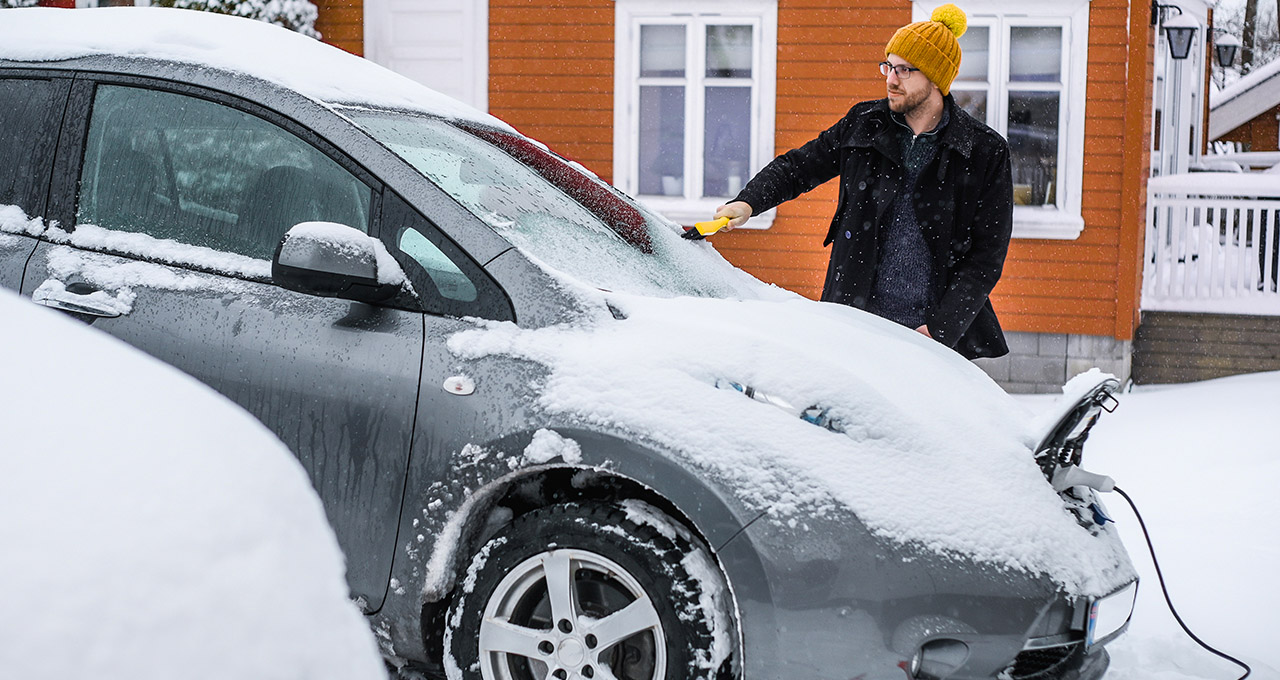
714;201;754;231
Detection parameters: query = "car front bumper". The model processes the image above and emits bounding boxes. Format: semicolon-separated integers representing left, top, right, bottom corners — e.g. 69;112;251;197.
716;509;1134;680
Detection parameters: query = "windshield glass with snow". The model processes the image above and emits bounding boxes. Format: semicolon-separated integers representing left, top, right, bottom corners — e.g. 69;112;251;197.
346;110;759;299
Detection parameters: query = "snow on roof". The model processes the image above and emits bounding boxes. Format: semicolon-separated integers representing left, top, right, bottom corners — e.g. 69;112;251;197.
1209;58;1280;140
0;7;510;129
1150;171;1280;197
1212;57;1280;108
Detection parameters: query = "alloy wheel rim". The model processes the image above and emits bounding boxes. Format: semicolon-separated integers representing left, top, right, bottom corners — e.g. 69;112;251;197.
478;548;667;680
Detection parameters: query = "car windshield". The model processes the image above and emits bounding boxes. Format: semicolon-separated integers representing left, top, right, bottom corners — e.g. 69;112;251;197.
344;109;756;299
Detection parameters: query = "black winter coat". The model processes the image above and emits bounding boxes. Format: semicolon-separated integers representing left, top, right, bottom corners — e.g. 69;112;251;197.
735;96;1014;359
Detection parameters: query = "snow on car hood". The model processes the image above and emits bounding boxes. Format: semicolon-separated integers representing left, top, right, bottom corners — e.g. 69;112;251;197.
0;7;509;130
449;292;1135;596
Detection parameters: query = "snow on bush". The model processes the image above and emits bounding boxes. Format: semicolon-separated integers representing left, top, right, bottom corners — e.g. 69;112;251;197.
154;0;321;39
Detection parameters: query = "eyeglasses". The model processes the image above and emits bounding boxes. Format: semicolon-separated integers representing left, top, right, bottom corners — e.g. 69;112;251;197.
879;62;921;79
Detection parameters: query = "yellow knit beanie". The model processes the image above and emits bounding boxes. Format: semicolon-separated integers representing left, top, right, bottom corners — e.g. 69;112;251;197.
884;4;967;95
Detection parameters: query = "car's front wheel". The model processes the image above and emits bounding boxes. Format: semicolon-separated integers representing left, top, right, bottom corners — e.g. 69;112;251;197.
444;501;732;680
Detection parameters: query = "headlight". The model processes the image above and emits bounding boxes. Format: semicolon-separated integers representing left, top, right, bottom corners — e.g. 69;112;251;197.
1088;581;1138;647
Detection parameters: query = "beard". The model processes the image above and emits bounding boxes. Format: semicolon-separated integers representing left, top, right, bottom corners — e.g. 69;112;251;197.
887;84;931;116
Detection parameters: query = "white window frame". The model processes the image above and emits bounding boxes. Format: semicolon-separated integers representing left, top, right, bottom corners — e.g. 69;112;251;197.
613;0;777;228
914;0;1089;240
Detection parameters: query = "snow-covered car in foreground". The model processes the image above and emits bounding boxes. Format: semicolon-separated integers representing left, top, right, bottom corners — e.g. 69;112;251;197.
0;8;1136;680
0;289;386;680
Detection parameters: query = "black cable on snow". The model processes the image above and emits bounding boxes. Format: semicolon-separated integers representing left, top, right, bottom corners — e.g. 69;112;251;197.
1112;485;1251;680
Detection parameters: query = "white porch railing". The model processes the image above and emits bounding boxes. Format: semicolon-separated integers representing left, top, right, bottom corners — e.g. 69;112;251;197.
1144;173;1280;315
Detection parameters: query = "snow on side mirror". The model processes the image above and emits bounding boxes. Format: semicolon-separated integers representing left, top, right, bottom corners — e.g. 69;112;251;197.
272;221;403;304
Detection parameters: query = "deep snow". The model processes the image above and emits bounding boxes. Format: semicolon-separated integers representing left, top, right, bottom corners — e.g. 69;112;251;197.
1018;372;1280;680
0;289;387;679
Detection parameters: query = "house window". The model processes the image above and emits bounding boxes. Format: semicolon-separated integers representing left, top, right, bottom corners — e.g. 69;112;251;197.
914;0;1089;240
614;0;777;227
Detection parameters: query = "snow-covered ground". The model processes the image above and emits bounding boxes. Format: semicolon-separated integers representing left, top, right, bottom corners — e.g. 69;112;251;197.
1019;372;1280;680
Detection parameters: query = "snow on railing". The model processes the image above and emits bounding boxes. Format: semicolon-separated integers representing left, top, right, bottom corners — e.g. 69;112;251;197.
1144;173;1280;315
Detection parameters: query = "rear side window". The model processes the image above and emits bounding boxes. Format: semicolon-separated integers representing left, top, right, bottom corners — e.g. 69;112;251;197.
77;85;372;262
0;77;64;217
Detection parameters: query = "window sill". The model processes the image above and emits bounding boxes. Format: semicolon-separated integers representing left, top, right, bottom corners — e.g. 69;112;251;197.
635;195;776;229
1012;207;1083;240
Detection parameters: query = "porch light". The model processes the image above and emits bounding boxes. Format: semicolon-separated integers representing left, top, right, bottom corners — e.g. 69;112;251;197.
1214;33;1241;67
1163;13;1199;60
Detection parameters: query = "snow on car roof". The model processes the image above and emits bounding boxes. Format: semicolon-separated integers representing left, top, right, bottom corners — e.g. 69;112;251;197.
0;288;386;679
0;7;510;130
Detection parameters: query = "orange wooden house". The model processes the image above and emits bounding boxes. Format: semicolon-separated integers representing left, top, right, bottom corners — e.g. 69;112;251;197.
43;0;1173;391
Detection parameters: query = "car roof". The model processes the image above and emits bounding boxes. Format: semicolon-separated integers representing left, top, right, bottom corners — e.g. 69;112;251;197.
0;6;510;131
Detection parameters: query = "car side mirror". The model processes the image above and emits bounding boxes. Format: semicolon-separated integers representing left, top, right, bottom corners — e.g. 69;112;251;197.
272;222;403;304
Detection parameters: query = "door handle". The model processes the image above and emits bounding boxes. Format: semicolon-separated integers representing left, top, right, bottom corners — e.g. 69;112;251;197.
32;280;127;319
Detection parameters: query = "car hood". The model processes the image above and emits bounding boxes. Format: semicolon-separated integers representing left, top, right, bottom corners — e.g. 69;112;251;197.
447;291;1136;596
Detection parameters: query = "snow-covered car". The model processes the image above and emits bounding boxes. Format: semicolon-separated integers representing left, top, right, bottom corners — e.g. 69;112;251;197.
0;289;386;680
0;8;1137;680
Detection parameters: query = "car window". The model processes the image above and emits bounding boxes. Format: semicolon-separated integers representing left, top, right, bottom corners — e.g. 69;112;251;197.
378;189;513;321
77;85;372;263
398;227;477;302
0;76;64;217
345;110;753;299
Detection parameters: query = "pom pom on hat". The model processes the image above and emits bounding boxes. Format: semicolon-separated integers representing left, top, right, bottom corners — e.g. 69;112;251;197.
931;3;967;38
884;4;968;95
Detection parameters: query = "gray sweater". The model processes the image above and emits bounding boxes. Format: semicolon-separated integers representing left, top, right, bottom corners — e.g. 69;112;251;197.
866;109;949;329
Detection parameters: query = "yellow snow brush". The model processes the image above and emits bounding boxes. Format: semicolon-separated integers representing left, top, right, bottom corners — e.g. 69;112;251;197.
681;216;731;240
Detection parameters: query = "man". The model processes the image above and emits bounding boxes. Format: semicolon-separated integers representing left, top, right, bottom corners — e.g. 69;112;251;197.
713;4;1013;359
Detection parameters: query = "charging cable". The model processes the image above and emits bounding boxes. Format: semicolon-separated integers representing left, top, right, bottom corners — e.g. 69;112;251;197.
1112;485;1252;680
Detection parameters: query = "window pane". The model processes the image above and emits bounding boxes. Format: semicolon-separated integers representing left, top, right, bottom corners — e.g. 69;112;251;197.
0;78;60;214
706;25;753;78
953;90;987;121
1007;91;1059;206
640;24;685;78
703;87;752;198
78;85;371;261
398;227;477;302
1010;26;1062;82
956;26;989;82
638;86;685;196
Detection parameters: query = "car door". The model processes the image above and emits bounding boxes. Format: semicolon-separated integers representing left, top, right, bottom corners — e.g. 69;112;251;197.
0;71;69;291
21;76;427;612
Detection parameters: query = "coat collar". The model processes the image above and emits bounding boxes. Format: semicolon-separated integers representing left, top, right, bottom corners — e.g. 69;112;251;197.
849;95;977;159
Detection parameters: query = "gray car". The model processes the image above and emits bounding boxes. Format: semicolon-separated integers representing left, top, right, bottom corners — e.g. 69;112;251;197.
0;8;1137;680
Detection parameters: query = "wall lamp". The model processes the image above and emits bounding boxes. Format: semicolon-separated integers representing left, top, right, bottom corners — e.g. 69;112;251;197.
1213;31;1241;67
1163;13;1199;60
1152;3;1198;60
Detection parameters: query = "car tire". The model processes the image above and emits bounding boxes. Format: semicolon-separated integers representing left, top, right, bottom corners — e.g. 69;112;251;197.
444;501;733;680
